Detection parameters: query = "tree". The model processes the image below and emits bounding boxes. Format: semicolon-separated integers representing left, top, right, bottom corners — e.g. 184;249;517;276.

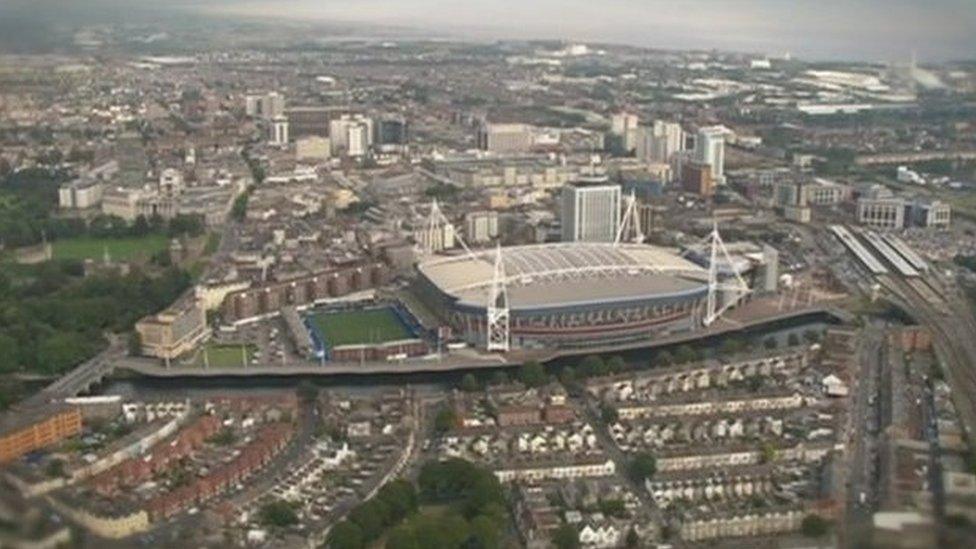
460;373;479;392
628;452;657;483
328;520;364;549
655;350;674;366
490;371;509;386
297;380;319;403
719;337;747;356
674;345;698;364
132;215;150;236
552;524;580;549
606;356;627;373
45;458;65;478
759;441;777;464
763;337;778;350
37;332;98;375
469;514;502;549
598;499;626;518
0;334;20;373
803;329;822;344
579;355;607;378
349;498;391;541
231;191;250;221
417;459;505;515
168;214;205;237
599;402;618;425
519;360;547;387
376;479;418;522
385;524;420;549
127;331;141;357
559;366;577;387
800;514;830;537
434;407;459;434
787;333;801;347
258;500;298;528
625;527;639;548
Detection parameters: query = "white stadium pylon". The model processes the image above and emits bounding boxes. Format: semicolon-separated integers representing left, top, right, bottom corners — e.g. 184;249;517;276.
486;243;510;352
423;198;477;259
702;222;751;326
615;190;644;245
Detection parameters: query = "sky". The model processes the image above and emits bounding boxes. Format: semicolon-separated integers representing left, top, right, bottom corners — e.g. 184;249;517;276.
197;0;976;62
3;0;975;62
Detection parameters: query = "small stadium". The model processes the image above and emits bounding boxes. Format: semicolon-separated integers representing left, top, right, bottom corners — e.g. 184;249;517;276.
302;303;429;362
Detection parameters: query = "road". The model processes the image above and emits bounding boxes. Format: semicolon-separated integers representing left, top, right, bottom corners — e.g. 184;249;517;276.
843;324;884;547
306;391;421;548
576;390;663;539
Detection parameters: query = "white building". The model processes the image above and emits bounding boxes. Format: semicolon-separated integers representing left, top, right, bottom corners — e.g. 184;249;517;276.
329;115;373;157
561;178;621;243
696;126;730;186
414;224;455;253
911;200;950;228
857;186;906;229
270;116;289;145
478;123;535;153
637;121;684;169
59;179;104;209
245;91;285;120
611;112;640;153
464;210;499;243
494;458;616;483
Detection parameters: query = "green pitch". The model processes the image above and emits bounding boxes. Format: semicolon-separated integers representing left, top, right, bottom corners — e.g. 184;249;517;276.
52;234;170;262
190;343;257;368
310;308;413;347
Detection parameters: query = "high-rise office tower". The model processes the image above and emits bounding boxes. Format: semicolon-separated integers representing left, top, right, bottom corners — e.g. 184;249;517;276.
561;177;622;243
695;126;728;186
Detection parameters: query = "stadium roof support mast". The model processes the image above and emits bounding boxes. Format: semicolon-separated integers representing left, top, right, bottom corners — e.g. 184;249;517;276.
615;190;644;245
704;222;751;326
425;199;477;260
486;243;510;352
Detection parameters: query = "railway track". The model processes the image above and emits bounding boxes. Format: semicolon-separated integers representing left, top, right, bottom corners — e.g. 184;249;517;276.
878;274;976;447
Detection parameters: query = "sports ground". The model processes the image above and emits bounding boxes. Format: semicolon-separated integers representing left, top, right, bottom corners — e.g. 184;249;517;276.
308;307;414;347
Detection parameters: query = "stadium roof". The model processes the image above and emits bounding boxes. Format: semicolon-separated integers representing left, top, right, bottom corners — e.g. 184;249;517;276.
418;242;708;310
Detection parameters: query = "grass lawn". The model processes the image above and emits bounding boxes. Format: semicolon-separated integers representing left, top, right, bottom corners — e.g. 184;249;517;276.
52;234;170;262
189;343;257;368
309;307;413;347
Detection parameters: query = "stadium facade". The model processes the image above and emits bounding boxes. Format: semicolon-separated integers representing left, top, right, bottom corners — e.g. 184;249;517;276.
415;242;715;350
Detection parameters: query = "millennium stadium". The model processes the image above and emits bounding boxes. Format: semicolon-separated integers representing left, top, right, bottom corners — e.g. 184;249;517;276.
415;240;750;351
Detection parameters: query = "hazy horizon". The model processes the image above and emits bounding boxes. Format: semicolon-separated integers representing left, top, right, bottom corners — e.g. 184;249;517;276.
1;0;975;62
198;0;976;62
